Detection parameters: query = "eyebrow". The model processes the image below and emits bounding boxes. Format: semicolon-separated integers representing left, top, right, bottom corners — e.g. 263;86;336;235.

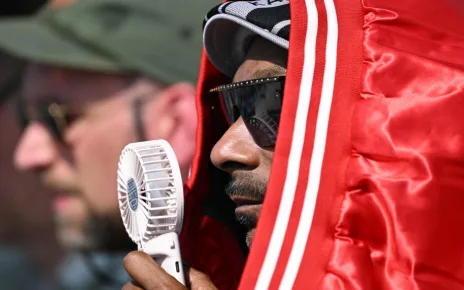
249;66;287;80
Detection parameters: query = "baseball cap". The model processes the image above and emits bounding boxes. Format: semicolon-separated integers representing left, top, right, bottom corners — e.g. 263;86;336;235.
203;0;290;78
0;0;219;84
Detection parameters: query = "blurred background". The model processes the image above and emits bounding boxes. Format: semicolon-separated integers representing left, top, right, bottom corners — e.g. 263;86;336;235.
0;1;62;290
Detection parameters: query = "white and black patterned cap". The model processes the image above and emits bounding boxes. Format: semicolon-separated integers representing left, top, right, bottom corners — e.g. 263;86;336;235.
203;0;290;78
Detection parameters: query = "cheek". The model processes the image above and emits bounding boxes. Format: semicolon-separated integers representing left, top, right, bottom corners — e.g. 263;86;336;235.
70;116;135;214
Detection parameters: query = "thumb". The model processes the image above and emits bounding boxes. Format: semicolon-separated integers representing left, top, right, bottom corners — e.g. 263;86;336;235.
123;251;184;289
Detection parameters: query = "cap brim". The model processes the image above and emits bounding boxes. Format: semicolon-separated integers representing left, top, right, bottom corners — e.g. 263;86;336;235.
0;18;125;73
203;14;289;78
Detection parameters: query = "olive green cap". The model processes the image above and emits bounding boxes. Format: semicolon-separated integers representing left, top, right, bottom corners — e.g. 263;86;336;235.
0;0;219;84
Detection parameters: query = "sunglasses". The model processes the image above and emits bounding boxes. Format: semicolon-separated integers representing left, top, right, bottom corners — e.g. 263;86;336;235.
15;98;73;141
210;76;285;147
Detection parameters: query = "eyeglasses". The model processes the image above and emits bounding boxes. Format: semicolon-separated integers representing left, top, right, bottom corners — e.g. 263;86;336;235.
15;98;74;141
210;76;285;147
15;93;153;142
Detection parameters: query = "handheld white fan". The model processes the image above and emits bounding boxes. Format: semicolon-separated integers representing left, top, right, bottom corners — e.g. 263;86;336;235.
117;140;185;285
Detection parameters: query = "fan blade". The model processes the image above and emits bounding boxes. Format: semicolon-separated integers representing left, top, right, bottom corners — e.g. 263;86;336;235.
135;156;141;181
145;167;172;173
139;195;176;202
138;151;166;157
147;214;177;220
142;159;169;166
145;177;172;182
139;203;151;221
147;223;177;229
146;204;177;211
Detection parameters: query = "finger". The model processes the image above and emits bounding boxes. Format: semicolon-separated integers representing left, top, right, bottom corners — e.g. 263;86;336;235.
122;281;143;290
123;251;184;290
187;267;218;290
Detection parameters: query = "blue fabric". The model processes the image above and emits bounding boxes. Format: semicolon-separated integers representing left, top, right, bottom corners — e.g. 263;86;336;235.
0;245;52;290
57;252;129;290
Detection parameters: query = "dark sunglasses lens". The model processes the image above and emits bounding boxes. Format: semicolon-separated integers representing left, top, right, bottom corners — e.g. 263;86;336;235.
15;98;29;131
220;80;284;147
219;91;239;125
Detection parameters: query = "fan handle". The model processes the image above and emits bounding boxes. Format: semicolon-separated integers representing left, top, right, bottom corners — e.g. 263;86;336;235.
141;232;185;285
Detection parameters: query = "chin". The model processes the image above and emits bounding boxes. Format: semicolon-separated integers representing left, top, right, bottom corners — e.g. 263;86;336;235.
57;210;134;251
57;227;95;250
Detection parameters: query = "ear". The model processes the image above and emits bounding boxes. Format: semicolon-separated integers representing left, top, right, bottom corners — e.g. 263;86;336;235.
143;82;197;181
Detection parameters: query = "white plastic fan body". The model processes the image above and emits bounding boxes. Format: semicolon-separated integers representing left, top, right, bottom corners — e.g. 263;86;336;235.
117;140;185;285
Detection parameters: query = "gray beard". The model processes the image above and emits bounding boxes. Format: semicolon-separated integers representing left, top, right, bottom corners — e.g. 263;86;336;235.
56;212;134;252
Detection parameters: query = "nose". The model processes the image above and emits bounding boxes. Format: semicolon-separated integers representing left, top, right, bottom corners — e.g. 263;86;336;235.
211;118;261;173
14;122;58;172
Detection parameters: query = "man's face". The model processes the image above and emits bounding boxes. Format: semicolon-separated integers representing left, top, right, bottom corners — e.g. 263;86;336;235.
210;38;287;247
14;64;146;250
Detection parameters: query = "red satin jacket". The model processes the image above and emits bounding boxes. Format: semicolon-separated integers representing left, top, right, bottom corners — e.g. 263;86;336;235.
180;0;464;289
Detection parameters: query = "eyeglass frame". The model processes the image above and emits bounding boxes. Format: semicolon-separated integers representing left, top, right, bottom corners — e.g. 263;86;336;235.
14;92;154;143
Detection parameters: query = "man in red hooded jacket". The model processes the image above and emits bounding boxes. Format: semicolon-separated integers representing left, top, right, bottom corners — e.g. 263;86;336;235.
123;1;291;289
124;0;464;289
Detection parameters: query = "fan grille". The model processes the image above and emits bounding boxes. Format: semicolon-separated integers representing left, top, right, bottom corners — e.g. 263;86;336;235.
118;140;184;244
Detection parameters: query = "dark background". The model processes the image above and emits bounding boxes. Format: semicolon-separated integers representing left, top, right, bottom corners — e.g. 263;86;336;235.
0;0;47;17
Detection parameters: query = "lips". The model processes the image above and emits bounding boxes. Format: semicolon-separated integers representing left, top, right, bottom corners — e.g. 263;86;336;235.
52;195;73;211
51;192;78;212
230;195;262;206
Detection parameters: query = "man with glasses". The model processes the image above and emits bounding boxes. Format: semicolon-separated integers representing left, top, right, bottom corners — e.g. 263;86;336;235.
0;0;218;288
0;51;59;290
123;1;291;288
